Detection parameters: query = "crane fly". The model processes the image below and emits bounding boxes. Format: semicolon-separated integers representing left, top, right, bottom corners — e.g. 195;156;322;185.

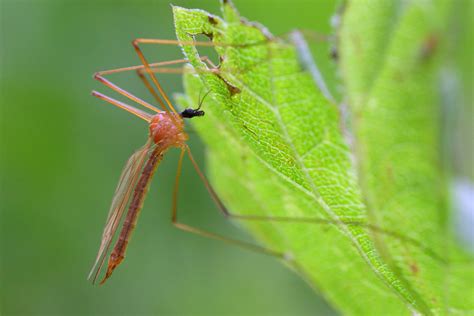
88;38;287;285
87;95;201;284
89;36;445;285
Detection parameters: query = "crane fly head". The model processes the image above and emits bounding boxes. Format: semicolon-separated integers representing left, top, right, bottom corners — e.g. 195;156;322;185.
180;108;205;118
180;89;211;119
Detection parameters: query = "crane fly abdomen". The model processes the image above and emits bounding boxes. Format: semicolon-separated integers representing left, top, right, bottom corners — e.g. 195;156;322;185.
149;112;188;148
100;112;189;284
101;145;164;284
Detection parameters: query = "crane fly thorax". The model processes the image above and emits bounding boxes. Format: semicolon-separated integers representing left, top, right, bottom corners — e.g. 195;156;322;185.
149;112;188;148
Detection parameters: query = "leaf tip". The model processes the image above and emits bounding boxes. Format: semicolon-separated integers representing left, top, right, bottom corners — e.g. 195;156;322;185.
170;4;183;13
220;0;241;23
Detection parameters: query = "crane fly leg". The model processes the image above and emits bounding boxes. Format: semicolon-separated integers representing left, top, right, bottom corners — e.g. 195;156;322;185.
95;58;209;77
135;56;218;107
130;30;331;111
94;57;213;111
171;146;287;259
184;146;445;263
91;91;152;122
131;31;330;53
94;71;160;113
135;56;218;77
93;57;217;120
132;39;181;115
131;36;290;115
127;38;442;264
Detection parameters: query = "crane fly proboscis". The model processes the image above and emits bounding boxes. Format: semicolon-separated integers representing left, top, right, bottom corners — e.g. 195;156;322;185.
89;37;445;285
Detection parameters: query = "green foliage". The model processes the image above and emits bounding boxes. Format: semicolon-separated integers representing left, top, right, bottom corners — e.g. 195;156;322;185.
339;1;474;314
173;0;473;314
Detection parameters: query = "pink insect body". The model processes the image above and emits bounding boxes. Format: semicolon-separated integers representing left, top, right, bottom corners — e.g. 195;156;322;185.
89;109;190;284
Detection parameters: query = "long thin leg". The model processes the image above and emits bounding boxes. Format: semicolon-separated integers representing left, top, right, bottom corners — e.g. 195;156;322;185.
185;145;328;223
96;58;206;76
126;31;331;113
136;71;163;108
125;38;442;262
94;59;204;113
135;56;218;106
131;32;329;52
184;146;445;263
98;34;319;116
130;33;327;115
95;57;215;110
94;73;160;113
132;39;180;115
91;91;152;122
136;56;218;76
131;36;283;115
171;147;286;259
93;57;220;122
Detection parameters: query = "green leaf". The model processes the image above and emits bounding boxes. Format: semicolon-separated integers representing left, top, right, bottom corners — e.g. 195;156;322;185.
172;1;473;314
340;0;474;314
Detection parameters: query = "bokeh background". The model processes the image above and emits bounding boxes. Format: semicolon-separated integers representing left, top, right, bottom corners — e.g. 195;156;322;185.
1;0;340;315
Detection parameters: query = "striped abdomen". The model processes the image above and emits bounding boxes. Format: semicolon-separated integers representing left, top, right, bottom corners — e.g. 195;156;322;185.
101;146;164;283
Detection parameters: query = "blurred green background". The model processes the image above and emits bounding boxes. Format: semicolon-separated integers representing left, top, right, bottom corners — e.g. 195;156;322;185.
1;0;339;315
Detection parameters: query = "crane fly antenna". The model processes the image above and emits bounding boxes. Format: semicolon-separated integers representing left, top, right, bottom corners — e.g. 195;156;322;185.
197;89;212;111
180;89;211;119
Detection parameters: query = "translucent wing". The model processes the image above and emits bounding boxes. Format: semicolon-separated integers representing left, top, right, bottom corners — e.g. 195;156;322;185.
88;139;154;283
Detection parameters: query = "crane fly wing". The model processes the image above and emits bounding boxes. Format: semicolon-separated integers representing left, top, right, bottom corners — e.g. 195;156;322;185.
88;139;154;283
